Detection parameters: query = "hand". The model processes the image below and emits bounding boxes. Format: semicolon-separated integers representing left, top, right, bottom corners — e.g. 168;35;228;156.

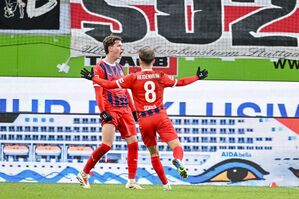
80;68;94;80
196;67;208;80
132;111;138;122
100;111;113;122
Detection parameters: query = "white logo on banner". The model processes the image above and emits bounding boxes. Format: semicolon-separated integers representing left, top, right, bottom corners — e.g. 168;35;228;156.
4;0;26;19
4;0;57;19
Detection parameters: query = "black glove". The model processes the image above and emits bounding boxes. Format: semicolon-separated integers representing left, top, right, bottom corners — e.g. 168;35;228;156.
100;111;113;122
132;111;138;122
196;67;208;80
80;68;94;80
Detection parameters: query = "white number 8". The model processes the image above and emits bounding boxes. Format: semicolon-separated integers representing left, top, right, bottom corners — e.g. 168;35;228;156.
144;81;156;103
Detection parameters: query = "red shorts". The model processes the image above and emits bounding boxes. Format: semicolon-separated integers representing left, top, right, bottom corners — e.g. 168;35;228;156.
138;109;178;147
102;106;137;139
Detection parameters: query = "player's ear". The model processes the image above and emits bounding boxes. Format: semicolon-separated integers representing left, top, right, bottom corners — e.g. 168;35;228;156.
108;45;112;53
151;59;155;65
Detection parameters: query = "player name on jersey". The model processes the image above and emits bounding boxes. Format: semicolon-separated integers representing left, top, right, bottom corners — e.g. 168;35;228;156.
137;73;160;80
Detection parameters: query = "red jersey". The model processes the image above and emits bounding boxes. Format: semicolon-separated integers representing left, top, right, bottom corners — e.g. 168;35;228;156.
92;69;199;112
93;60;135;112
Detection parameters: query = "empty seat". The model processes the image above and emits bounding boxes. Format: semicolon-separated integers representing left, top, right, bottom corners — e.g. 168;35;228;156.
36;145;61;156
68;146;92;156
4;144;29;155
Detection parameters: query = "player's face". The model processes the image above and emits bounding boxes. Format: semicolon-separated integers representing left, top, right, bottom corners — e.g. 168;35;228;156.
109;40;124;60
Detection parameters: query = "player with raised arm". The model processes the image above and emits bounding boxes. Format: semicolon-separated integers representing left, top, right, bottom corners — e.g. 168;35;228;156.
81;47;208;190
76;35;142;189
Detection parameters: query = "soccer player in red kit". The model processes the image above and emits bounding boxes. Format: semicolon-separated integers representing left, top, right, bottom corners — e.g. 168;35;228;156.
76;35;142;189
81;47;208;190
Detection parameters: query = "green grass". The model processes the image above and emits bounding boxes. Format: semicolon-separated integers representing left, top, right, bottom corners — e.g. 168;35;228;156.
0;183;298;199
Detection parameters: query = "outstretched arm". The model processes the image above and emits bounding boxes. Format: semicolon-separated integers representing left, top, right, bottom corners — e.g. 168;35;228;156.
164;67;208;87
92;76;118;89
81;68;118;89
176;76;199;86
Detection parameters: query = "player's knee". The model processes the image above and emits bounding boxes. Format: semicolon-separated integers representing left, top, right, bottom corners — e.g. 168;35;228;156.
126;135;138;144
167;138;181;149
128;141;138;150
150;152;159;157
147;146;159;156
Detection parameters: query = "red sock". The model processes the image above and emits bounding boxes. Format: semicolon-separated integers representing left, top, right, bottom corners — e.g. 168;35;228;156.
83;143;111;174
173;146;183;160
127;142;138;179
151;156;168;185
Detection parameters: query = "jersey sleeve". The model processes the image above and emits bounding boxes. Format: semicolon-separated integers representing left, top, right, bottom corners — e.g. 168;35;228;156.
93;64;107;86
92;65;106;112
161;73;178;87
126;89;136;111
92;73;135;89
92;77;118;89
115;74;135;89
176;75;199;86
94;86;105;112
161;72;199;87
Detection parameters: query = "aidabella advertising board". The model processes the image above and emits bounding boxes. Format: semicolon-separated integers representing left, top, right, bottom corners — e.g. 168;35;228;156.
0;77;298;117
0;113;298;186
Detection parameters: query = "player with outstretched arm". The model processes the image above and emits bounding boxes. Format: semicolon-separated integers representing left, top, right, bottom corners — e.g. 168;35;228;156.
81;47;208;190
